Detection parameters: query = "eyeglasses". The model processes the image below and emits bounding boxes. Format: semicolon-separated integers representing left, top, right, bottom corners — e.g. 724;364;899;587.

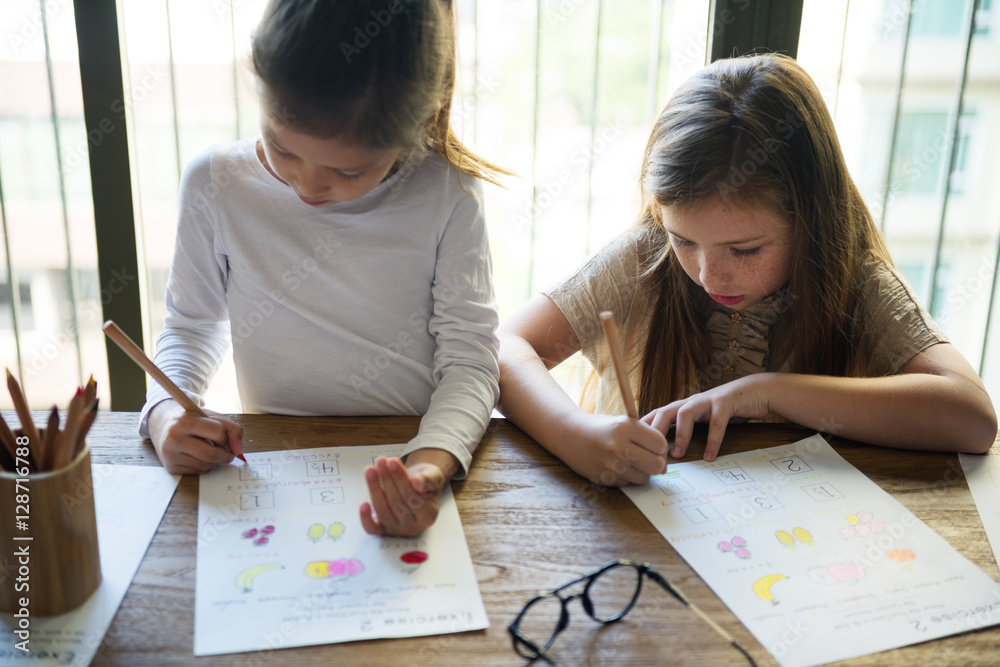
508;560;757;666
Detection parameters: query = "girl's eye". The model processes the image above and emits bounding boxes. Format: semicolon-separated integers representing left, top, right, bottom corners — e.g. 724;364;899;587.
669;236;693;248
271;145;294;159
338;171;365;181
732;247;761;257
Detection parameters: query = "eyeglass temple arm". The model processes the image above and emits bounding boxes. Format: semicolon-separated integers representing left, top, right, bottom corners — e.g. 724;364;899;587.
646;570;758;667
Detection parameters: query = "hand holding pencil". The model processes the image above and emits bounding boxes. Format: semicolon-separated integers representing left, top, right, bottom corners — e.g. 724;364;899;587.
102;320;246;473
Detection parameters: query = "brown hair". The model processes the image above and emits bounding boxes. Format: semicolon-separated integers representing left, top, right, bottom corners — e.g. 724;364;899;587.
251;0;509;185
632;53;892;414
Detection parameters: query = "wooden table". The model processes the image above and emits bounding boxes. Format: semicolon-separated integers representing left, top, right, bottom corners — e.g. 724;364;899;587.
25;413;1000;665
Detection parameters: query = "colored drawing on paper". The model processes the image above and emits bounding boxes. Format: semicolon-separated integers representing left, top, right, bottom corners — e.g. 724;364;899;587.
718;536;751;559
328;522;345;541
236;563;284;592
808;562;865;585
841;511;885;539
242;525;275;546
776;530;795;549
887;549;916;570
792;527;813;546
753;574;787;604
305;558;364;579
308;522;345;543
401;551;428;564
776;527;814;549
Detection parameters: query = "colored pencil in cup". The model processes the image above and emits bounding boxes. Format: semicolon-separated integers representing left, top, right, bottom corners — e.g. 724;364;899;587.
102;320;246;463
6;369;43;469
599;311;639;420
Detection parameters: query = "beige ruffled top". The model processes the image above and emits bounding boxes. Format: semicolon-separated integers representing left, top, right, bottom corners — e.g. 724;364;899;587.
547;230;947;416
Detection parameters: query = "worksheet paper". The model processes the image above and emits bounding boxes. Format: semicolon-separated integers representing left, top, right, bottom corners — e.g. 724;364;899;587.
622;434;1000;667
194;443;488;656
0;465;180;666
958;453;1000;570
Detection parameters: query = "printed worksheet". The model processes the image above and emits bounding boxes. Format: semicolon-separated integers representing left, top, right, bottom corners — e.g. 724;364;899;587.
0;465;180;666
194;443;488;656
959;453;1000;569
623;434;1000;667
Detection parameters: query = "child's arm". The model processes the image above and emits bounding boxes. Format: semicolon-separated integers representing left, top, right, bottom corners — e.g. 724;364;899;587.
646;342;998;460
498;294;669;485
146;399;244;474
359;448;458;537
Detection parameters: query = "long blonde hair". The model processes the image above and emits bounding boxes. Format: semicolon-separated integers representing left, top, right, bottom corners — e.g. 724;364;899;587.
632;54;892;414
251;0;509;185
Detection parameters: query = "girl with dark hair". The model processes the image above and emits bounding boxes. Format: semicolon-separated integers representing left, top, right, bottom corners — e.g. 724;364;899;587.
498;53;996;486
142;0;508;536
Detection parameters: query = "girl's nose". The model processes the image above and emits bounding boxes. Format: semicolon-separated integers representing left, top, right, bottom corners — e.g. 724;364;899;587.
699;253;729;289
296;164;330;197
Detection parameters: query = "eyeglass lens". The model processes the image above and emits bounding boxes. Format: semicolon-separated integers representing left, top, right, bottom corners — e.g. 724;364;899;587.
584;562;642;622
514;594;566;657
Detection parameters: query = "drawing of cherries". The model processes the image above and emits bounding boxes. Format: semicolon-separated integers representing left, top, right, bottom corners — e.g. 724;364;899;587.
242;524;275;546
718;536;750;559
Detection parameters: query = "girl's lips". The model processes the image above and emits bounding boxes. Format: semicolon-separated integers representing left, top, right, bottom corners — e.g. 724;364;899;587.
299;195;330;206
709;293;745;306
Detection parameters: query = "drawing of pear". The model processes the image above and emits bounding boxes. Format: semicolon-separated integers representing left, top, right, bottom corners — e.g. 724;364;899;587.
307;523;325;543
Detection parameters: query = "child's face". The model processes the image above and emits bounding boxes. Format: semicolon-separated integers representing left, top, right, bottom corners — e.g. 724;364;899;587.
257;113;403;206
661;199;794;310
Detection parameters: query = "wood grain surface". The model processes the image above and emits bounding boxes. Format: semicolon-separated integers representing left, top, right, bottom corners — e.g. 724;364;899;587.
6;411;1000;666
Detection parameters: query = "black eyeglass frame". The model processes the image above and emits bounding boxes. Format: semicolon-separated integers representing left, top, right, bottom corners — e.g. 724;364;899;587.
507;559;756;666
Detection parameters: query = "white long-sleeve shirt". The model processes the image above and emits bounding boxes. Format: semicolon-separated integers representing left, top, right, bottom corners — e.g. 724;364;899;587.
139;139;500;477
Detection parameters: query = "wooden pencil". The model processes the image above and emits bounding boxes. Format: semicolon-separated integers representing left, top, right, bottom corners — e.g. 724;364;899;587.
58;387;85;471
102;320;246;462
6;368;43;467
72;398;99;461
83;374;97;406
41;406;60;471
599;311;639;420
102;321;207;416
0;413;18;466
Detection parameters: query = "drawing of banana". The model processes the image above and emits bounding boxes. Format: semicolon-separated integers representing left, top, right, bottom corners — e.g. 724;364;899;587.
792;527;813;545
753;574;788;604
307;523;325;543
775;530;795;548
235;563;284;592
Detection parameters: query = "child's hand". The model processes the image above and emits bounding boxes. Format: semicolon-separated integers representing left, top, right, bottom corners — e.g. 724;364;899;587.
643;374;772;462
562;414;669;486
147;399;244;474
360;452;453;537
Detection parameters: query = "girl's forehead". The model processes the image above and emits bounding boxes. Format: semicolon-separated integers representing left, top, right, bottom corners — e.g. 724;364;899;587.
260;113;400;168
660;200;791;239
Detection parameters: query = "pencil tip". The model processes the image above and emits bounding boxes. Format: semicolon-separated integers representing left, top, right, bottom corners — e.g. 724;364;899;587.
5;368;11;379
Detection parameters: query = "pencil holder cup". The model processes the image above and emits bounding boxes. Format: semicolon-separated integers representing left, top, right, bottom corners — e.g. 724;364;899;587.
0;434;102;617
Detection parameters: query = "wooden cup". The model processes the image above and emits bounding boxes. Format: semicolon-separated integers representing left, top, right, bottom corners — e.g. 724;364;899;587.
0;437;102;617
